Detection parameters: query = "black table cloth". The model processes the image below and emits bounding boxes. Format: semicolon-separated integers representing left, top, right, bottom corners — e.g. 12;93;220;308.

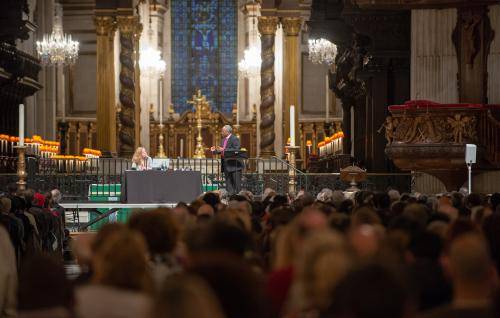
122;170;203;203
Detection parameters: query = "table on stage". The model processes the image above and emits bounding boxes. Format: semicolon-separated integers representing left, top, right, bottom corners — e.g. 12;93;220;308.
122;170;203;204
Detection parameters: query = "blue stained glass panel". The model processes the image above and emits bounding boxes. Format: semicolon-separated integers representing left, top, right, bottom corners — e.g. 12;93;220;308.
171;0;237;114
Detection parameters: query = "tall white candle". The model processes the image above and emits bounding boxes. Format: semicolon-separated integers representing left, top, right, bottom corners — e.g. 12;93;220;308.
19;104;24;146
290;105;295;147
325;74;329;121
350;106;354;157
159;79;163;126
180;138;184;158
236;74;240;126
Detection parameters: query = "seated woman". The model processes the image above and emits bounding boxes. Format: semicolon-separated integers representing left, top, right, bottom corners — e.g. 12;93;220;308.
131;147;153;171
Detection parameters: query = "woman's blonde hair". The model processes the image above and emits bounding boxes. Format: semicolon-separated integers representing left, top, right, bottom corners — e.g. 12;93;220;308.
288;229;353;313
151;274;225;318
92;228;152;292
132;147;146;166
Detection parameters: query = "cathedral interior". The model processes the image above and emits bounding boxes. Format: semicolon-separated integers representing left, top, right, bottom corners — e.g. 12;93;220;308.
1;0;500;193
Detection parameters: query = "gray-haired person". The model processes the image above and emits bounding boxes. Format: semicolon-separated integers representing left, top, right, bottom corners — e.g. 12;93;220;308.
210;125;242;195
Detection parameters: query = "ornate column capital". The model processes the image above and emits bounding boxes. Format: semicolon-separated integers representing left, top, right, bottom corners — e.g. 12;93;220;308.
282;17;302;36
95;16;116;37
117;16;141;35
258;16;279;36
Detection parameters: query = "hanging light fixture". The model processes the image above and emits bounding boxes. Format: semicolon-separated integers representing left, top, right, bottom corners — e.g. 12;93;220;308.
36;3;79;66
238;46;261;77
308;38;337;65
139;4;166;78
238;5;261;78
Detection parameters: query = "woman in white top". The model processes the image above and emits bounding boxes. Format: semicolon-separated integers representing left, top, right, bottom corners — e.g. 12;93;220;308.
131;147;153;171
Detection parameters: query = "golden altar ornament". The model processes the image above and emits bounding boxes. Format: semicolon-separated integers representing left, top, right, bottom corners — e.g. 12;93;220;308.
188;89;208;158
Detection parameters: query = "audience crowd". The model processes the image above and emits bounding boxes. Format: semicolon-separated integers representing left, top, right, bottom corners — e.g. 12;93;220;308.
2;184;500;318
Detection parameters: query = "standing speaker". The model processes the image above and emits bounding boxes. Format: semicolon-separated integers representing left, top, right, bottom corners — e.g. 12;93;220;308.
465;144;477;164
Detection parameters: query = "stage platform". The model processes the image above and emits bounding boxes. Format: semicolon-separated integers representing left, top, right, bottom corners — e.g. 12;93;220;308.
61;202;177;232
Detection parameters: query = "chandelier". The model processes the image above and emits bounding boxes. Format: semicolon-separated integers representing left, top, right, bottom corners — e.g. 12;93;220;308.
36;3;79;66
308;38;337;65
238;46;261;77
139;46;166;77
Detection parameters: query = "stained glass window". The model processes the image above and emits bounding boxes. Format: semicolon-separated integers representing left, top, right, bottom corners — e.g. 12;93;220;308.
171;0;237;114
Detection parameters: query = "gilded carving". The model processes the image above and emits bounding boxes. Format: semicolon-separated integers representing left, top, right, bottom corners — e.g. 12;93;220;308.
95;16;115;36
282;17;302;36
258;16;279;36
377;116;398;145
391;112;478;145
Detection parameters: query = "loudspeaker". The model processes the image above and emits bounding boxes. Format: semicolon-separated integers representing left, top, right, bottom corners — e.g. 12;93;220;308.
465;144;477;164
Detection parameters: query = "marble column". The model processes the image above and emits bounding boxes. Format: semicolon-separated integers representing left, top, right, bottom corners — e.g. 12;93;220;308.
95;16;117;153
258;16;279;157
282;17;302;152
117;16;141;157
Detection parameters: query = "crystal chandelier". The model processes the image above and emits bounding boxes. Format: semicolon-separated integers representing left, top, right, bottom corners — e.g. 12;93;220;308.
238;46;261;77
36;3;79;66
139;45;166;77
308;38;337;65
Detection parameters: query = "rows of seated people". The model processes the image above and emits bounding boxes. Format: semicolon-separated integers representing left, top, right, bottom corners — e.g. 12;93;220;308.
1;187;500;318
0;185;66;268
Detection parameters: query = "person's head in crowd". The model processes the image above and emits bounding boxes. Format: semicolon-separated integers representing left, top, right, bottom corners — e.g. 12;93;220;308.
228;194;247;202
331;190;345;209
202;192;220;211
23;189;35;208
18;254;74;314
189;255;268;318
450;191;464;209
328;212;351;233
482;213;500;273
465;193;482;209
268;207;295;230
32;192;45;208
43;191;52;209
215;207;252;233
263;188;276;201
0;197;11;214
6;183;17;196
388;189;401;203
374;192;391;210
408;230;443;262
197;204;215;219
92;228;151;292
9;195;26;213
228;199;252;216
322;264;412;318
51;189;62;206
172;202;195;228
268;194;289;212
189;199;205;216
354;191;375;208
445;219;480;246
442;233;497;304
289;230;353;314
427;220;449;239
351;206;381;229
0;226;16;317
338;199;354;214
186;219;252;258
400;193;412;202
491;192;500;212
316;188;334;203
91;222;128;254
238;190;254;202
390;201;406;217
151;273;225;318
471;206;492;225
273;208;327;269
128;208;179;258
348;224;385;259
402;203;429;229
251;201;266;218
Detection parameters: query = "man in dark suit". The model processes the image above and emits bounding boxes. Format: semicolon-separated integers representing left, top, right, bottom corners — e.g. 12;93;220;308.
211;125;243;195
